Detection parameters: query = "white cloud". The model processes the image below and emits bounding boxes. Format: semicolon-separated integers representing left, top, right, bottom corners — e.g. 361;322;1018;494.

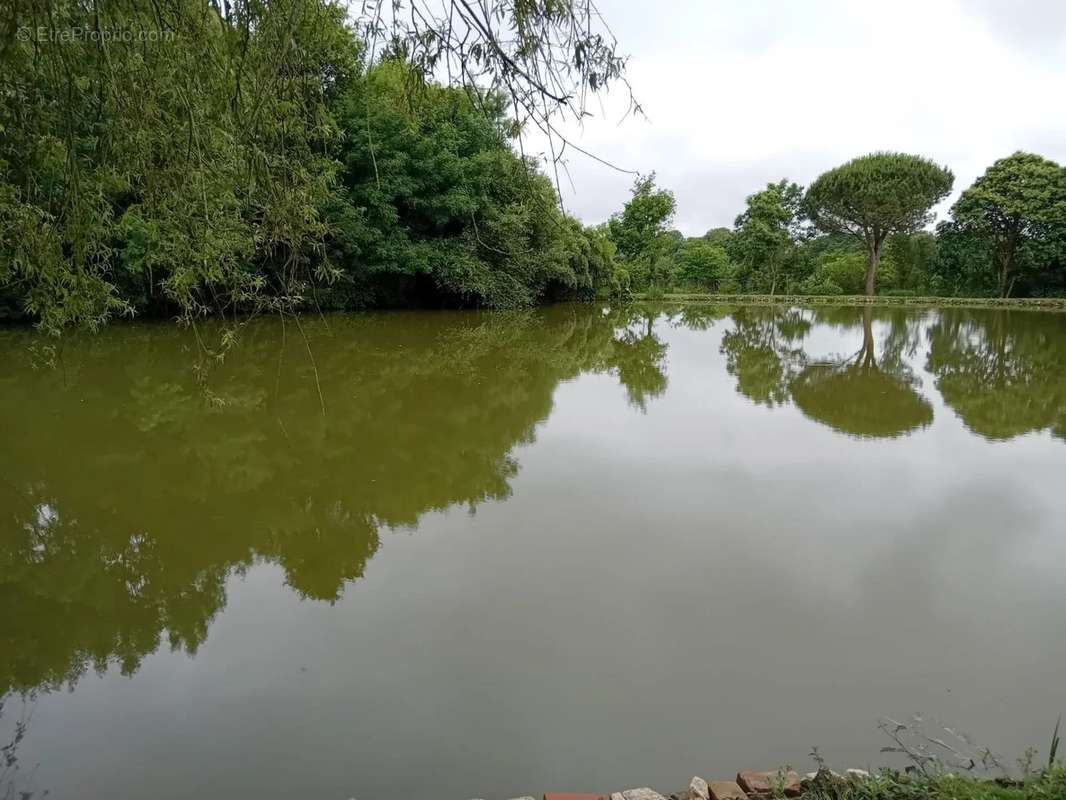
528;0;1066;235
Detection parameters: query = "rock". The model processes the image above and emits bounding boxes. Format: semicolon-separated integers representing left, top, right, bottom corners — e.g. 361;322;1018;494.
688;777;710;800
736;770;802;798
846;769;870;780
669;777;710;800
803;769;841;781
618;790;667;800
545;795;605;800
707;781;747;800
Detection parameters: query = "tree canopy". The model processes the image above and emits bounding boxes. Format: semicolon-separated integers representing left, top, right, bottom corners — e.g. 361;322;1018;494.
949;152;1066;297
730;179;807;295
0;1;624;338
605;174;678;292
4;7;1066;337
803;153;954;295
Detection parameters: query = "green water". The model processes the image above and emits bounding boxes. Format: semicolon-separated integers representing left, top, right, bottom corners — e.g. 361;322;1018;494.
2;304;1066;799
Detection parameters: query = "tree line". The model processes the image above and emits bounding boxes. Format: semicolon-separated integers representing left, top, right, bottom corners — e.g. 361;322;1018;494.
2;0;1065;338
605;151;1066;300
0;0;624;337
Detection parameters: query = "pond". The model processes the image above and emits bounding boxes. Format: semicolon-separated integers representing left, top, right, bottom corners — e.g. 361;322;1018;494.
2;303;1066;799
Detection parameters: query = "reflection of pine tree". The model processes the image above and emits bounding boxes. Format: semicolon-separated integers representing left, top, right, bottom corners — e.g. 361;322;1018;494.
721;306;933;438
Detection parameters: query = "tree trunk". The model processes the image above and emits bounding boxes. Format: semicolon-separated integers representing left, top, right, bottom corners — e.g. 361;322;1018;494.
999;253;1012;298
999;229;1017;298
864;244;880;297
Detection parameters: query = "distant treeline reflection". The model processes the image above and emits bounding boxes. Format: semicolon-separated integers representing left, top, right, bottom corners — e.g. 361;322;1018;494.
2;304;1064;699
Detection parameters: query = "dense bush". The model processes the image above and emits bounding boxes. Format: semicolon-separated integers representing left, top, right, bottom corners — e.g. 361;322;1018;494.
0;1;615;334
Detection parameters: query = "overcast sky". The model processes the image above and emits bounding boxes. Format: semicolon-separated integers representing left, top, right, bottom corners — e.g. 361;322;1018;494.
535;0;1066;235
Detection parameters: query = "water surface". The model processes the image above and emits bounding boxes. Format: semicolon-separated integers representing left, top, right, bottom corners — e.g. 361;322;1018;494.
2;304;1066;798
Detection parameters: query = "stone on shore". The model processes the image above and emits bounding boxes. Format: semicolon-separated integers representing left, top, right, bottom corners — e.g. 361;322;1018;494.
688;777;710;800
611;790;667;800
736;770;802;797
846;769;871;779
707;781;747;800
669;776;711;800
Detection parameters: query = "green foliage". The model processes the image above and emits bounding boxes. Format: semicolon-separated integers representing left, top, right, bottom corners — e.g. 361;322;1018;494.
885;231;939;292
730;179;808;294
804;153;954;295
325;60;612;308
805;153;955;242
803;769;1066;800
606;174;678;291
703;227;734;247
675;239;735;290
802;251;899;295
607;175;677;261
0;0;358;335
8;22;1066;333
950;152;1066;297
929;221;998;297
0;6;617;331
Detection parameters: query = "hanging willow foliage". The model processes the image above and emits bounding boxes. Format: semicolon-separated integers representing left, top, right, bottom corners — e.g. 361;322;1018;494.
1;0;631;339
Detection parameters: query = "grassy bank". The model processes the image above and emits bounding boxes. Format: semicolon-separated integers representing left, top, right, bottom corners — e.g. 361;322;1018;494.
795;769;1066;800
630;293;1066;312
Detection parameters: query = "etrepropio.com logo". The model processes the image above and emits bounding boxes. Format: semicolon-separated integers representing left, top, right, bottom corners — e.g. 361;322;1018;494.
16;26;176;43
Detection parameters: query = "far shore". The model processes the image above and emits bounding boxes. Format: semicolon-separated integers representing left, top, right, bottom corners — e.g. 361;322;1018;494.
631;293;1066;312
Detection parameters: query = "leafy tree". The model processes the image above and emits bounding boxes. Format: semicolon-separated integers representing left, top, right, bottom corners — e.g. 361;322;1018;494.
675;239;736;291
326;60;612;308
928;221;997;297
949;152;1066;297
0;0;631;334
803;153;954;295
606;174;677;291
0;0;358;336
802;250;899;295
366;0;635;195
884;231;938;293
703;227;734;247
730;179;806;294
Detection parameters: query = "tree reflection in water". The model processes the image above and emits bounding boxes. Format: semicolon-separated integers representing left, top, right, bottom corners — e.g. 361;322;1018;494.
3;301;1065;710
0;306;669;698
